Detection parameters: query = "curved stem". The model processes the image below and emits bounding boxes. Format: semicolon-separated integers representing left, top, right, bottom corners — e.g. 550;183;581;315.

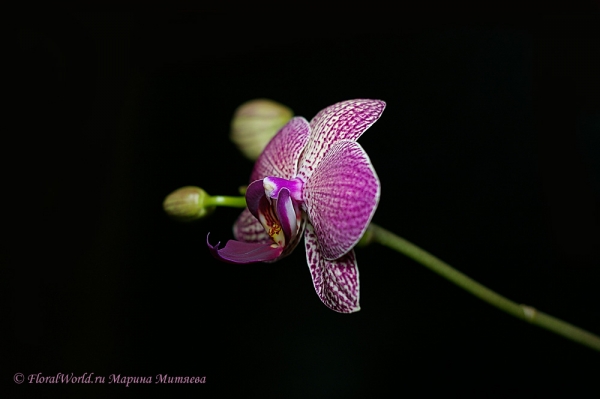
205;195;247;208
366;223;600;352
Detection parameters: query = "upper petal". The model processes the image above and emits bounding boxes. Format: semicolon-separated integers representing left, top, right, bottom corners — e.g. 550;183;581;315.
251;116;311;181
304;222;360;313
297;99;385;181
303;140;380;260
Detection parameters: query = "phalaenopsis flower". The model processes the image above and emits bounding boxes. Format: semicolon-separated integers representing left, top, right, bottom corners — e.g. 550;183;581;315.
208;99;385;313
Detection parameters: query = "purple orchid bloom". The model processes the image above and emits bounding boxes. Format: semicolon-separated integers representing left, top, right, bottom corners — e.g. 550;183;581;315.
208;99;385;313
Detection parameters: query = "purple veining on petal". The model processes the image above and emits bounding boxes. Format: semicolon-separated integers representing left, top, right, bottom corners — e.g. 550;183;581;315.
263;176;303;202
251;116;311;181
304;223;360;313
297;99;385;182
207;234;283;264
303;140;380;260
233;208;270;243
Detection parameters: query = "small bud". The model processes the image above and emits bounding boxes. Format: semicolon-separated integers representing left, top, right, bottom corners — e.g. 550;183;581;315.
230;98;293;160
163;186;215;221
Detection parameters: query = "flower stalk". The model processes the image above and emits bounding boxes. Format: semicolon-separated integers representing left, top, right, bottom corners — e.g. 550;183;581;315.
365;223;600;352
204;195;247;208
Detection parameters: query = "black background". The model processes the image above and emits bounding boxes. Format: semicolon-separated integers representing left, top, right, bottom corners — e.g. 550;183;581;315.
8;12;600;398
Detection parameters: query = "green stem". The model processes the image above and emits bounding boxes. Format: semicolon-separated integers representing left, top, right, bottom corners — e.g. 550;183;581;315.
205;195;247;208
366;223;600;352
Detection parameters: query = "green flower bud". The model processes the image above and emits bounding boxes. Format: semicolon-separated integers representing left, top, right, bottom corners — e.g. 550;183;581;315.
230;98;293;160
163;186;215;221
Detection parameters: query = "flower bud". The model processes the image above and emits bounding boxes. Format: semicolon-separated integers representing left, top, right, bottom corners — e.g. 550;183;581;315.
230;98;293;160
163;186;215;221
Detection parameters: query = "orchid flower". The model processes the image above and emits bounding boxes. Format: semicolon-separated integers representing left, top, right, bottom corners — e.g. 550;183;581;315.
208;99;385;313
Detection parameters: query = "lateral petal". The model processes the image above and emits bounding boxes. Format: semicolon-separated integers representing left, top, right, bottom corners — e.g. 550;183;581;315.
297;99;385;181
304;223;360;313
303;140;380;260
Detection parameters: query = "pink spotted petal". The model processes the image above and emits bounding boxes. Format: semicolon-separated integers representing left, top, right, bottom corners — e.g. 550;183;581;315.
251;116;311;181
233;208;270;244
207;234;283;264
297;99;385;181
303;140;380;260
304;223;360;313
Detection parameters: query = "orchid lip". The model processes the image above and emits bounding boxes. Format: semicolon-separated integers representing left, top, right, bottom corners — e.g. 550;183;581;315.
245;178;303;250
206;233;283;264
257;195;286;247
263;176;303;202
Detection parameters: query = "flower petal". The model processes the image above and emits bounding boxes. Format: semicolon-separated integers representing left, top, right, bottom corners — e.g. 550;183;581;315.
297;99;385;181
251;116;311;181
304;223;360;313
207;234;283;264
303;140;380;260
233;208;270;244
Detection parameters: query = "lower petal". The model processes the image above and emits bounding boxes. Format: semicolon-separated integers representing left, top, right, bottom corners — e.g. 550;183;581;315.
207;234;283;264
304;223;360;313
233;208;271;244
